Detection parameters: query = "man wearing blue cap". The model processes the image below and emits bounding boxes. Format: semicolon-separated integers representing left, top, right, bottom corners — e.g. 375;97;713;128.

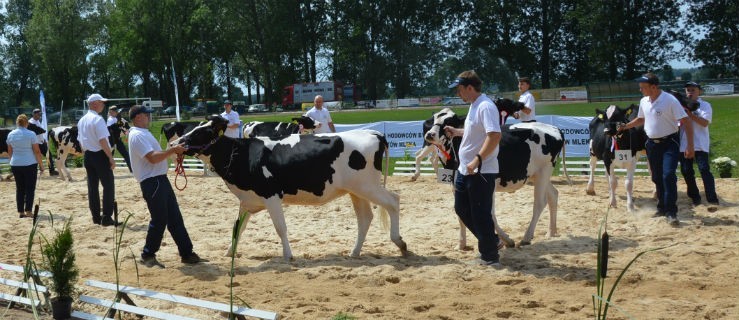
679;81;719;205
444;70;503;268
618;73;694;227
128;105;203;267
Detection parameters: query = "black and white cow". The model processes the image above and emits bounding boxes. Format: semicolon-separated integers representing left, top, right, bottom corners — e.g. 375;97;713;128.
412;99;524;181
108;116;130;149
175;115;408;261
161;121;203;143
586;104;647;211
424;108;568;248
1;123;47;180
49;126;82;181
242;116;319;139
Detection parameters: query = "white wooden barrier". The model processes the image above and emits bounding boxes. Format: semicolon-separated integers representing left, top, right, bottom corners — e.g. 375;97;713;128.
114;157;212;176
561;157;650;176
77;279;278;320
393;160;435;177
0;262;52;310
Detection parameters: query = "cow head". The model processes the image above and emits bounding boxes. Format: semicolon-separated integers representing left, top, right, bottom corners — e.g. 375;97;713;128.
176;115;228;156
601;104;636;137
424;108;464;145
494;98;525;125
668;89;700;112
291;116;319;133
27;123;46;135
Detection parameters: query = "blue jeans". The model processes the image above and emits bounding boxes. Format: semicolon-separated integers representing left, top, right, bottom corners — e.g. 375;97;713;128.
11;164;38;213
645;134;680;217
679;151;718;203
454;172;499;262
140;175;193;258
84;150;115;220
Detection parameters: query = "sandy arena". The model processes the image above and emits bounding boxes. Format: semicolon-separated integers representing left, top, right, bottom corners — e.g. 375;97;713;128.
1;167;737;319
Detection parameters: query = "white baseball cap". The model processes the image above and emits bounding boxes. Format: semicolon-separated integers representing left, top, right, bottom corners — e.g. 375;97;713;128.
87;93;108;103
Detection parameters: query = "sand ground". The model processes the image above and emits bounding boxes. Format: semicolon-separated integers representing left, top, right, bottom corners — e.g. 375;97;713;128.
1;167;737;319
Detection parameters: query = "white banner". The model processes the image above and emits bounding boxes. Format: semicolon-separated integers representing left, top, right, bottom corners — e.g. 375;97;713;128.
506;115;592;157
559;90;588;100
703;83;734;95
39;90;48;141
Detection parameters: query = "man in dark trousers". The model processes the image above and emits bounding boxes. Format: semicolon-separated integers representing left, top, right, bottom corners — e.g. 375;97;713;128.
78;93;120;226
29;109;58;175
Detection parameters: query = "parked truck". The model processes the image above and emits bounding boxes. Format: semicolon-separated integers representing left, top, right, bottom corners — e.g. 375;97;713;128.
281;81;361;110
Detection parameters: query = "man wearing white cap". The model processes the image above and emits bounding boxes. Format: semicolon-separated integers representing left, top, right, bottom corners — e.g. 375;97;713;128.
78;93;120;227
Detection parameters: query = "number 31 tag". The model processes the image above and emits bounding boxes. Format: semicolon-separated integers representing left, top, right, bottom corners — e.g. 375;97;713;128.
614;150;631;164
437;168;455;184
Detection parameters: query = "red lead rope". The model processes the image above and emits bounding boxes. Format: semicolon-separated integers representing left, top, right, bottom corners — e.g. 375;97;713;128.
174;154;188;191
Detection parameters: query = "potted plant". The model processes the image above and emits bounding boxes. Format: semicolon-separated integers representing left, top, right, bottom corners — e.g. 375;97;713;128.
40;217;79;320
712;156;737;178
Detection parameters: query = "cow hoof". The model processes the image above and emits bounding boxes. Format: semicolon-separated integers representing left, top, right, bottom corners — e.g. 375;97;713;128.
546;232;560;238
586;190;596;196
456;244;472;251
410;176;418;182
517;241;531;247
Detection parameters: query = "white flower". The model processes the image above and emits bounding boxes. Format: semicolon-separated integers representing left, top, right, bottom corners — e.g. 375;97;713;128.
712;156;737;173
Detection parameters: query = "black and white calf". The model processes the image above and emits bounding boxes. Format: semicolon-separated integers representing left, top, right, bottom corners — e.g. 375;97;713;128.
175;115;408;261
49;126;82;181
586;105;647;211
411;99;524;182
242;116;319;139
425;108;568;248
161;121;203;143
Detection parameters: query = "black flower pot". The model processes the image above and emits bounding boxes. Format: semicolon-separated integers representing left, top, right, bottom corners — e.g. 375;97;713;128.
51;296;73;320
719;171;732;178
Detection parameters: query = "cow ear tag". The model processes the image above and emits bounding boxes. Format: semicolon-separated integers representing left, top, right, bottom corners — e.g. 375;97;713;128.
218;130;224;136
598;114;604;119
625;109;632;116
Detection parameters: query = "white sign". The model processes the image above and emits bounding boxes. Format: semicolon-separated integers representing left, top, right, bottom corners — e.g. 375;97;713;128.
704;83;734;95
614;150;632;165
559;90;588;100
436;168;455;184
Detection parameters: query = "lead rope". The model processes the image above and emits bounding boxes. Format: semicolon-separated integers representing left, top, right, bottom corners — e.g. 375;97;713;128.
174;154;188;191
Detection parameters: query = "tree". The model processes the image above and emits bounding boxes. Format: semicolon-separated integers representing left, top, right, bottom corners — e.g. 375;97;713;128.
685;0;739;76
3;0;39;106
681;71;692;81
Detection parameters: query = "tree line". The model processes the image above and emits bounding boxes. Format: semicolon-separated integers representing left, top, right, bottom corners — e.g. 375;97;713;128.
1;0;736;111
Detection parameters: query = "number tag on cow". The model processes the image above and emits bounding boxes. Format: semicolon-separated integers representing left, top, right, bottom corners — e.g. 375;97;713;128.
437;168;455;184
614;150;631;164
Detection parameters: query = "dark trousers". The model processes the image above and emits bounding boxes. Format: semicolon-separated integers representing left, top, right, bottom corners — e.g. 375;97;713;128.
454;172;499;262
645;133;680;217
11;164;38;213
38;142;56;172
112;139;132;172
140;175;193;258
679;151;718;203
84;150;115;220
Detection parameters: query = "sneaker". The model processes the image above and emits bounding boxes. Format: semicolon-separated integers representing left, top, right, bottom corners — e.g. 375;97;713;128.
181;252;204;264
101;216;122;227
24;211;33;218
652;211;667;218
480;259;503;269
49;171;59;176
707;199;719;205
19;212;25;219
666;216;680;227
140;255;165;269
691;198;701;206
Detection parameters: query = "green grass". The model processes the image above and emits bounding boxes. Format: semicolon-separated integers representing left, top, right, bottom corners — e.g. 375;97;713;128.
147;95;738;176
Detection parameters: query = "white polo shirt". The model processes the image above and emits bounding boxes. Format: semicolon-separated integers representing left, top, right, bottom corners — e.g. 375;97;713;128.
680;98;712;152
637;90;687;139
28;118;46;143
128;127;168;183
458;94;501;175
77;110;110;152
518;90;536;122
220;110;241;138
304;107;333;134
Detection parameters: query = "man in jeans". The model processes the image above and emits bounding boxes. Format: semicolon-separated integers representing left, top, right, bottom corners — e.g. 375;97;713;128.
444;70;503;267
127;105;202;267
679;81;719;205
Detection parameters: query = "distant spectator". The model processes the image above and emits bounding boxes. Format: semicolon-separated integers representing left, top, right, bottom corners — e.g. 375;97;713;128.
515;77;536;122
304;95;336;133
107;106;132;172
220;100;241;138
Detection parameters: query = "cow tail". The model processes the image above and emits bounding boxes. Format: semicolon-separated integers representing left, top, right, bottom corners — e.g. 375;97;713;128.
560;133;573;186
382;136;390;188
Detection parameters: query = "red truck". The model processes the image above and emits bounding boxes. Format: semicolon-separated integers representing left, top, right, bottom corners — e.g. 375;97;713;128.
281;81;361;109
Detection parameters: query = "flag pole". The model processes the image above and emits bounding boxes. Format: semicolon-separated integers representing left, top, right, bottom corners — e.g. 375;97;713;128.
171;57;181;121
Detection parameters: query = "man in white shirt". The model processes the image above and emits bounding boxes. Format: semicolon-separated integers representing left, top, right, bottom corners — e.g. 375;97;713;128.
679;81;718;205
220;100;241;138
78;93;120;226
304;95;335;134
444;70;503;268
106;106;132;172
515;77;536;122
29;109;58;175
618;73;694;226
127;105;202;267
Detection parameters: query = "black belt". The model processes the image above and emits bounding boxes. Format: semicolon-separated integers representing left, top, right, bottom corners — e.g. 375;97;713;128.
141;174;167;184
84;150;104;154
649;132;678;143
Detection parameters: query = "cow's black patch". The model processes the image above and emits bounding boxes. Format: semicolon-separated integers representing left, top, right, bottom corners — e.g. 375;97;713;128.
373;134;388;171
542;130;565;164
349;150;366;170
498;125;533;187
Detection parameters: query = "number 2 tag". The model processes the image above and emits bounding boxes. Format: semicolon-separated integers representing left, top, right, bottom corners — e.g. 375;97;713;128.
437;168;455;184
614;150;631;164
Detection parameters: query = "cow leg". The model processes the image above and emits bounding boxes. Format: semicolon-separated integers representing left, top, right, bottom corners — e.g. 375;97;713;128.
608;165;618;208
586;155;597;195
457;218;469;250
545;182;559;238
262;198;294;261
56;151;72;182
349;194;373;257
624;159;637;212
411;145;433;181
226;209;253;257
520;171;550;246
491;204;515;248
358;186;407;256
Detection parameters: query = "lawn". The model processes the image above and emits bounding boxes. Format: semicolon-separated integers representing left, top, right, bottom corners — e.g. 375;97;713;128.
145;95;739;177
